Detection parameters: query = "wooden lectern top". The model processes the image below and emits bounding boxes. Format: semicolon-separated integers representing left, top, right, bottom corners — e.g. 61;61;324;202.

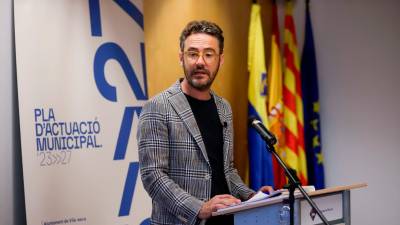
308;183;367;197
212;183;367;216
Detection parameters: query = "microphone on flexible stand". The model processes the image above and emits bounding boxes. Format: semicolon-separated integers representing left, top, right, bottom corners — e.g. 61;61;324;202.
247;115;330;225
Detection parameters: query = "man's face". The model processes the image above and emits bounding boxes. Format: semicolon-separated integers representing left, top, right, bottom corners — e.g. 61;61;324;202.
180;33;224;91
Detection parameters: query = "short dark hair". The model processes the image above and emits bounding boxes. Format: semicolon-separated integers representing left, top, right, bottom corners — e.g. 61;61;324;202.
179;20;224;54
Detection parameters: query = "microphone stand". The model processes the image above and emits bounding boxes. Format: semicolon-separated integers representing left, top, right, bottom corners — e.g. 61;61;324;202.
283;175;297;225
265;143;330;225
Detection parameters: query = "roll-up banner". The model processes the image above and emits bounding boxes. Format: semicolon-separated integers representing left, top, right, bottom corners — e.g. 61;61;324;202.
14;1;151;224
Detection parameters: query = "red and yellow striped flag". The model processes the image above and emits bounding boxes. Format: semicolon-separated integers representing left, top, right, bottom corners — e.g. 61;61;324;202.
267;1;285;189
283;0;308;185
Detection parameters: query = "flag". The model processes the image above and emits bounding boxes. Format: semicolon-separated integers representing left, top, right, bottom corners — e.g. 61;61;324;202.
267;0;286;189
301;1;325;189
248;3;274;190
283;0;308;185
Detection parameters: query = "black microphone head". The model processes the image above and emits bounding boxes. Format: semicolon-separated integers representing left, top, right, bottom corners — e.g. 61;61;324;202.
248;116;258;126
248;116;277;146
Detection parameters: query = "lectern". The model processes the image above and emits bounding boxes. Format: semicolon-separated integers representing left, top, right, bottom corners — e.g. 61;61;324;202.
213;183;366;225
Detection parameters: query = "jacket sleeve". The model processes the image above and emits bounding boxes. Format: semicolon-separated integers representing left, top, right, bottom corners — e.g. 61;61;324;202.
137;99;203;225
226;159;256;200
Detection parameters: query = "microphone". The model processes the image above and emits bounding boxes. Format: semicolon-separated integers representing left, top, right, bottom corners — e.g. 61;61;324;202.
222;121;228;128
248;116;277;146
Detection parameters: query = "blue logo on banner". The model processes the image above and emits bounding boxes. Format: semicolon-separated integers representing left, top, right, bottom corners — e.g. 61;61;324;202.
34;108;102;152
89;0;148;218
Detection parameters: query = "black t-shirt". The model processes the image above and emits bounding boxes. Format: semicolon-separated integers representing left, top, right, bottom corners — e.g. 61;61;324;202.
185;94;234;225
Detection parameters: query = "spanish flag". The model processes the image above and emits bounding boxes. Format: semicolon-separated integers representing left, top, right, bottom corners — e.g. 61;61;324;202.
283;0;308;185
248;3;274;190
268;0;286;189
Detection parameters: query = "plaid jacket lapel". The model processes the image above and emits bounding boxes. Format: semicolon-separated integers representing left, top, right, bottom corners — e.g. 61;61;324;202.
167;81;210;164
213;93;231;169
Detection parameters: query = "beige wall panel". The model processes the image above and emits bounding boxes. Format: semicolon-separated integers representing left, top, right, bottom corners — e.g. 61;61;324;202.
144;0;272;184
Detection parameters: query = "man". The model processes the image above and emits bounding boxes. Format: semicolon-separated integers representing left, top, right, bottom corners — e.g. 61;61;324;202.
138;20;272;225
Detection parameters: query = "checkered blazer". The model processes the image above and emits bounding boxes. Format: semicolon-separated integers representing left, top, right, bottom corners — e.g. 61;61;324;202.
138;80;255;225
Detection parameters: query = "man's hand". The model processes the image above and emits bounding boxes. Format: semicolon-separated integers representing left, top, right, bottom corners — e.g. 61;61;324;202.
247;185;274;200
259;185;274;194
198;194;241;219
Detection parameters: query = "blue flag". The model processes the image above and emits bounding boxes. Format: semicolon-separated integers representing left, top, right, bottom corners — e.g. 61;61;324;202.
248;4;274;190
301;1;325;189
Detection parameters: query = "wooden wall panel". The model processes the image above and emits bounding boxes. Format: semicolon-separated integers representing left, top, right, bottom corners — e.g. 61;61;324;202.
143;0;272;184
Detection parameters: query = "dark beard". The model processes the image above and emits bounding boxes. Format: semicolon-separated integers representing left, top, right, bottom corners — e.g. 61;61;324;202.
182;59;220;91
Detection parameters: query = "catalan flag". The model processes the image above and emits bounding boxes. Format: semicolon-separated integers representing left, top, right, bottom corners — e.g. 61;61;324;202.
283;0;308;185
267;0;286;189
248;3;274;190
301;1;325;189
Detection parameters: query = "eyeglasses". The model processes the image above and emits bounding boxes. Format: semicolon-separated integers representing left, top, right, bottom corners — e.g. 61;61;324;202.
184;50;219;64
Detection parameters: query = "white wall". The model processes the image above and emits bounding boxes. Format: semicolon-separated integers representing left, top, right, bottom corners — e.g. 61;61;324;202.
0;0;25;225
288;0;400;224
0;0;14;224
